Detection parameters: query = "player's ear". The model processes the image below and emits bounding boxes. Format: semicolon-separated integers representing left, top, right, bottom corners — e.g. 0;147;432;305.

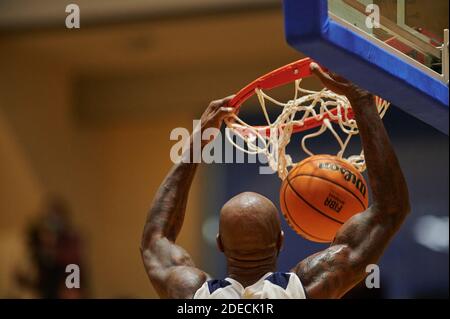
277;230;284;254
216;234;224;252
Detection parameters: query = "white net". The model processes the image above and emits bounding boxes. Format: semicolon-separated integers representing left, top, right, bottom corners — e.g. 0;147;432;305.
225;79;390;180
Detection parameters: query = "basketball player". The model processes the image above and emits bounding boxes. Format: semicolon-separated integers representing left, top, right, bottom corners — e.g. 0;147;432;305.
140;63;410;298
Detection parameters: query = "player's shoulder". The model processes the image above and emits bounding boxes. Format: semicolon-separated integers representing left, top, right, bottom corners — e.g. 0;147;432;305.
166;266;209;298
264;272;306;298
193;277;238;299
264;272;295;289
193;272;306;299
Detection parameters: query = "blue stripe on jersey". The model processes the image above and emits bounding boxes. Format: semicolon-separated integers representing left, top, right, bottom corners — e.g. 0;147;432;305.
265;272;291;290
207;279;232;294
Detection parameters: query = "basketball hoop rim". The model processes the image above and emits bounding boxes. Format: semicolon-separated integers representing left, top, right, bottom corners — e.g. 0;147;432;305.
227;57;387;135
229;58;315;110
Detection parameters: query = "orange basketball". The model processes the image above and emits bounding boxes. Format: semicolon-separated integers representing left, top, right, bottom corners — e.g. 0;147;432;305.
280;154;369;243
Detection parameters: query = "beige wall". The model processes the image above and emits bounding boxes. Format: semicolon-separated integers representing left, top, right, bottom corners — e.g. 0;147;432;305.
0;105;42;297
0;51;202;298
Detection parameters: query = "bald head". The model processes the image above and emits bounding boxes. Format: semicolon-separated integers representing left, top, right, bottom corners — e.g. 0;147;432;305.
218;192;283;259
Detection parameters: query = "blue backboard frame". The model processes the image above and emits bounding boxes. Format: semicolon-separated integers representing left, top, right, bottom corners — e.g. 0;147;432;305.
283;0;449;135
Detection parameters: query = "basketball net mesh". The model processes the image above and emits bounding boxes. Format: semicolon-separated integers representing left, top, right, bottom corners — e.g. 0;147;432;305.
225;79;390;180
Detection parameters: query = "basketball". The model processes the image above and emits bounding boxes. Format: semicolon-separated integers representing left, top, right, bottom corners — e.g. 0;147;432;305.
280;155;369;243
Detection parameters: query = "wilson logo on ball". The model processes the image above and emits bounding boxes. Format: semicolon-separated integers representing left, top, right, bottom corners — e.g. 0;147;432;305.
318;162;367;198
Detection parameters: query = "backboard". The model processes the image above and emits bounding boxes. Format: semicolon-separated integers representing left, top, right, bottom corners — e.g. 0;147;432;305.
283;0;449;134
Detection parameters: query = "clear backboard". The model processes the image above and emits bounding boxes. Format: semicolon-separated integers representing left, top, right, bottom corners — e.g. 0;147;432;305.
283;0;449;134
329;0;447;79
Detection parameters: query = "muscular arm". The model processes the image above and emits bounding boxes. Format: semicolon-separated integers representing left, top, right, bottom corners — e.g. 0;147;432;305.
293;65;410;298
140;97;234;299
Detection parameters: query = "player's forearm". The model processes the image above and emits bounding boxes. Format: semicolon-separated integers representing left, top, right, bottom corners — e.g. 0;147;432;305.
141;142;198;248
350;94;410;216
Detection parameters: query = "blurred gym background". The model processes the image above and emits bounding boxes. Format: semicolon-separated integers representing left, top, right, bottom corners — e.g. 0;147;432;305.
0;0;448;298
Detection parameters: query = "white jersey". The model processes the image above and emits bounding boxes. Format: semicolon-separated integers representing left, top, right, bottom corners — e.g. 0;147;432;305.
193;272;306;299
